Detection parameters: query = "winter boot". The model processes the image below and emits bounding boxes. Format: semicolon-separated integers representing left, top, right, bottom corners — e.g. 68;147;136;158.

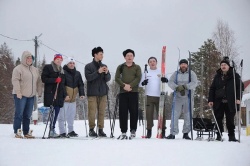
146;129;152;138
60;133;70;138
215;132;222;141
183;133;191;140
89;129;98;137
229;135;238;142
49;129;60;138
15;129;23;138
98;129;107;137
130;130;136;138
24;129;35;139
165;134;175;139
67;131;78;137
117;133;128;140
162;129;166;138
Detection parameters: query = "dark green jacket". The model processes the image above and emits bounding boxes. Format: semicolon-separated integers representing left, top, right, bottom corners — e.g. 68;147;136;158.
115;62;141;93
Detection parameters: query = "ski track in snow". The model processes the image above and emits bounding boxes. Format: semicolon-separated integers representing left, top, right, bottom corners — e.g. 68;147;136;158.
0;120;250;166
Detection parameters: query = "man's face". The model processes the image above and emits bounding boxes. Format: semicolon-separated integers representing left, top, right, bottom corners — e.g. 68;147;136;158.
180;63;188;72
95;52;103;61
148;59;157;69
220;63;229;72
67;62;75;69
124;53;134;63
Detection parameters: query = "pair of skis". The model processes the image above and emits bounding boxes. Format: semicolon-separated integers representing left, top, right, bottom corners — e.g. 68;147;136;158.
156;46;167;138
232;59;244;143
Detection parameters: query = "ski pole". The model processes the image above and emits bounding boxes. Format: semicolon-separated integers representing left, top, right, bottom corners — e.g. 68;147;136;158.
81;98;88;137
188;51;193;140
142;64;148;138
42;82;59;139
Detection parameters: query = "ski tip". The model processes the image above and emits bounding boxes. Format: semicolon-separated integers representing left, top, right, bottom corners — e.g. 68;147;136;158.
141;136;146;138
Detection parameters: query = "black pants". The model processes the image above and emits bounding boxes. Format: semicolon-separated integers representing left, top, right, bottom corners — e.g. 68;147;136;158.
119;92;138;133
215;103;236;136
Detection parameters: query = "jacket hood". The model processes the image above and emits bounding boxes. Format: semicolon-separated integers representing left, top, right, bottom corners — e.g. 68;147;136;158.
21;51;33;66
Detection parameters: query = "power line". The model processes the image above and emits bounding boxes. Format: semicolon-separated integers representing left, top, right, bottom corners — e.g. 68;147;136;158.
40;41;87;66
0;33;33;41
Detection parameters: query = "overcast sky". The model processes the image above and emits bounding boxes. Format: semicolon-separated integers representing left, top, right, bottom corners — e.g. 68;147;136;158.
0;0;249;80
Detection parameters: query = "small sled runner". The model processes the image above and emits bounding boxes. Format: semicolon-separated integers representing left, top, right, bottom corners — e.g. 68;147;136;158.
193;108;223;142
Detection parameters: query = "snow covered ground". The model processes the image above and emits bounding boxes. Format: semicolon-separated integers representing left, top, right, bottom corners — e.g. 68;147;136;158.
1;120;250;166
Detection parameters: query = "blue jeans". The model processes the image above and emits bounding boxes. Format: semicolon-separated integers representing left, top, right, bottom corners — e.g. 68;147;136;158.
13;95;34;135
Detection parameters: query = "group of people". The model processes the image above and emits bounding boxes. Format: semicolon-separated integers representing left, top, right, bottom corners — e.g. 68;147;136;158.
11;48;242;142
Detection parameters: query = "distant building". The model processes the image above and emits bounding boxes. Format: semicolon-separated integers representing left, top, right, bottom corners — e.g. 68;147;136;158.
243;79;250;94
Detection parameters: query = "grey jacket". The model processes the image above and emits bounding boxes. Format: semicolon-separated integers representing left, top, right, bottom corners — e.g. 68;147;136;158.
168;69;198;99
85;59;111;96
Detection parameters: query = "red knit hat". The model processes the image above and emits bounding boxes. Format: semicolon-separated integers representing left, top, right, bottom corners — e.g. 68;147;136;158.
54;54;63;61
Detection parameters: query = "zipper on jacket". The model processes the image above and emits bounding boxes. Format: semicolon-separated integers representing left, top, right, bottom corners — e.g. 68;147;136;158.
29;66;34;97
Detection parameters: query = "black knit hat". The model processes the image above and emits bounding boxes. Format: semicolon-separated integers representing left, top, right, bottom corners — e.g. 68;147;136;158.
92;47;103;57
148;57;157;63
179;59;188;65
123;49;135;57
220;56;230;67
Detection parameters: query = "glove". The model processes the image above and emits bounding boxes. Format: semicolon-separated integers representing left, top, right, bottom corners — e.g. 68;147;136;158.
180;90;185;96
141;79;148;86
55;77;62;83
161;77;168;83
176;85;186;92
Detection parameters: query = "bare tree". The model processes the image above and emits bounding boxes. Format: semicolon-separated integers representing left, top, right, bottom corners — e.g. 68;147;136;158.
0;43;15;124
212;19;239;65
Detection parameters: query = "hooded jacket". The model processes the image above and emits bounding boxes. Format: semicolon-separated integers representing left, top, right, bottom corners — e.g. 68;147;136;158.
12;51;42;97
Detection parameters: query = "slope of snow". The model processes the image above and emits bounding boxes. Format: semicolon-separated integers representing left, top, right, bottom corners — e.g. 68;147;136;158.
1;120;250;166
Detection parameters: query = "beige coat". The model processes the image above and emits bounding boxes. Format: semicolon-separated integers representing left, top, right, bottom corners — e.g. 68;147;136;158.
12;51;43;97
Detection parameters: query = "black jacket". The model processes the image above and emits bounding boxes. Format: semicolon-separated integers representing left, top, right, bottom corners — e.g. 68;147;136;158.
63;65;85;102
84;59;111;96
208;67;242;112
41;63;66;107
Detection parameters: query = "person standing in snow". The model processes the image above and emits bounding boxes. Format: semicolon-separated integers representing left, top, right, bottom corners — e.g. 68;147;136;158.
41;54;66;138
85;47;111;137
140;57;168;138
57;57;85;138
208;57;242;142
166;59;198;140
12;51;43;138
115;49;142;139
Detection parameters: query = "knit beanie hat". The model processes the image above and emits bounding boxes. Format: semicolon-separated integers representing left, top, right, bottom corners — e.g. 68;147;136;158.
179;59;188;65
66;57;75;64
220;56;230;67
54;54;63;61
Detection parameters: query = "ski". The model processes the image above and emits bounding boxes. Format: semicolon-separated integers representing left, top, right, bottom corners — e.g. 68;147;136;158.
238;59;243;143
188;51;194;140
156;46;166;138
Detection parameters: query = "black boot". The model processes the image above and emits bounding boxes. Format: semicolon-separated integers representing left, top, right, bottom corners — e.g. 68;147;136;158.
89;129;98;137
229;135;238;142
98;129;107;137
216;132;222;141
67;131;78;137
165;134;175;139
162;130;165;138
183;133;191;140
146;129;152;138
